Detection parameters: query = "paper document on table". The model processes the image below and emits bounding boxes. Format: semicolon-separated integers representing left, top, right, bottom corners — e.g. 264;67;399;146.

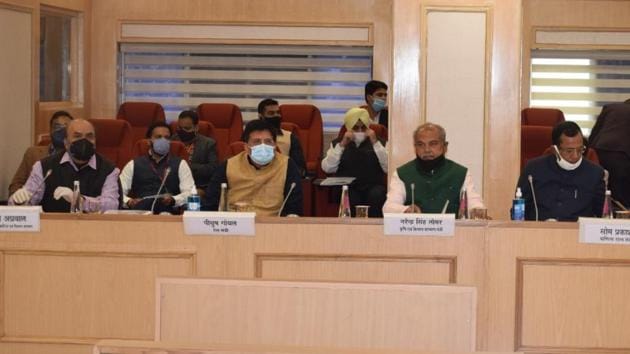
319;177;356;186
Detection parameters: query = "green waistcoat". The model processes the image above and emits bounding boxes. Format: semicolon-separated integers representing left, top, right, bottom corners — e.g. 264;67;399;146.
397;158;467;214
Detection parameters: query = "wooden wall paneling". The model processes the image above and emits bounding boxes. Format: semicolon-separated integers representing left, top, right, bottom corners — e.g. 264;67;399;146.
156;278;477;352
0;340;94;354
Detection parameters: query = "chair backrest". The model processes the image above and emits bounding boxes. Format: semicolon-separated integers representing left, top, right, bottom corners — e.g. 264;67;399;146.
228;141;247;158
280;121;300;136
541;146;600;165
169;120;216;140
197;103;243;162
279;104;323;174
521;125;553;170
132;139;189;161
88;119;134;169
116;102;166;143
521;108;565;127
337;123;388;142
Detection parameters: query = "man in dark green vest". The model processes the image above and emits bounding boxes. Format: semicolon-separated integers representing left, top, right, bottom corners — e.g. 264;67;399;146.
383;123;484;214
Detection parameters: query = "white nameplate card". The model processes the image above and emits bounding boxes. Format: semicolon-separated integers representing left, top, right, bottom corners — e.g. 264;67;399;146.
0;206;42;232
579;217;630;245
383;213;455;236
183;211;255;236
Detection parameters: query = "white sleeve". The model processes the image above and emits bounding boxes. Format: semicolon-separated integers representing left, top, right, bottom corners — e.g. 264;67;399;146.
372;141;388;173
320;143;344;174
174;160;196;206
119;160;134;207
464;170;484;209
382;171;409;213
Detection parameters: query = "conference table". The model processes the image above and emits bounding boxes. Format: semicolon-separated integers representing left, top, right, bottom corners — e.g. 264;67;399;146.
0;214;629;354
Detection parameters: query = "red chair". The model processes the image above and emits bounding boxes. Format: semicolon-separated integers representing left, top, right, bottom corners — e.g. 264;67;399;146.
88;119;134;169
521;125;553;170
279;104;323;176
228;141;246;158
116;102;166;143
132;139;189;161
521;108;565;127
197;103;243;162
541;146;600;165
337;124;388;142
169;121;216;140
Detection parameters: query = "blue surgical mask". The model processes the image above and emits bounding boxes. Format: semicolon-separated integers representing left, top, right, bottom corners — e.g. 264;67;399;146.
250;143;275;165
371;98;386;112
152;137;170;156
51;127;66;149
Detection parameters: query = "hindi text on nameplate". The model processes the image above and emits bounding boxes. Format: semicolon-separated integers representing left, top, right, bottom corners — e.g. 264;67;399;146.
0;206;42;232
579;217;630;245
383;213;455;236
183;211;255;236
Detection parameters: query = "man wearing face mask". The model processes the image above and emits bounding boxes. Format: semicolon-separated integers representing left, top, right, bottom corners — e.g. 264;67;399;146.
204;119;303;216
171;110;218;190
119;122;195;214
8;119;121;212
257;98;306;176
516;121;605;221
8;111;74;195
321;108;388;217
383;123;484;214
361;80;388;129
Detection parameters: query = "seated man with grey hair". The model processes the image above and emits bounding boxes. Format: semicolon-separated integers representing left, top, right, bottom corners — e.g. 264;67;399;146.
383;122;483;214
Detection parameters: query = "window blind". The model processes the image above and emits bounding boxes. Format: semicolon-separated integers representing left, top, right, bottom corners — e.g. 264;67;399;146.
531;50;630;135
119;43;372;131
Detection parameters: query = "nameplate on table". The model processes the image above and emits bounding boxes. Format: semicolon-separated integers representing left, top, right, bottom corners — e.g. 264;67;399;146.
0;206;42;232
183;211;255;236
383;213;455;236
579;217;630;245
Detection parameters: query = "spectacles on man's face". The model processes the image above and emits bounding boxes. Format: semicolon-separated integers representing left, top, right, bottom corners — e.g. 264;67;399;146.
248;138;275;147
557;146;586;155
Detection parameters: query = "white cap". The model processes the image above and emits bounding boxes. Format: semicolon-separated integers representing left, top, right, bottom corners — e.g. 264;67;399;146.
221;183;227;188
605;190;611;195
190;186;198;195
342;185;349;190
515;187;522;198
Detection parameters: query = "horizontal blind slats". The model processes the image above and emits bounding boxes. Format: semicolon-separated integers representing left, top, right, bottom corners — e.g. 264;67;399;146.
124;55;372;68
124;83;364;96
124;69;370;82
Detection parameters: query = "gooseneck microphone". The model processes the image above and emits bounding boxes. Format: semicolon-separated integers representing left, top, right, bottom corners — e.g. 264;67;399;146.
27;169;53;204
527;175;539;221
278;182;297;216
150;167;171;214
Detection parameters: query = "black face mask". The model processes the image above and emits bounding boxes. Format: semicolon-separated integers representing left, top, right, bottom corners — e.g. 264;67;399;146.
69;139;95;161
265;116;282;130
416;154;446;173
177;129;196;142
51;128;66;149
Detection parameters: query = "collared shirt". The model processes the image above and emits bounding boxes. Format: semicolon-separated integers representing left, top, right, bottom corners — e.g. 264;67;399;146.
382;170;484;213
119;155;195;207
8;152;120;212
321;140;388;174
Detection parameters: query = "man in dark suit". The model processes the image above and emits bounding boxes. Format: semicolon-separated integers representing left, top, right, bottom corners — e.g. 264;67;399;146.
171;110;218;191
589;100;630;208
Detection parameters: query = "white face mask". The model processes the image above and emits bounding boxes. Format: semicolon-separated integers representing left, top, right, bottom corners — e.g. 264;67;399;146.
553;145;582;171
353;132;366;145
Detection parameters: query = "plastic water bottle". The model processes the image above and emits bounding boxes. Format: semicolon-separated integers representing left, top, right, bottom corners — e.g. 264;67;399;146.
338;185;351;218
218;183;229;211
70;180;82;213
512;187;525;221
187;186;201;211
602;190;613;219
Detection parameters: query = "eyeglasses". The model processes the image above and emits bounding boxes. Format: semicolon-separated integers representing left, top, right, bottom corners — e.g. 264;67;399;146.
558;146;586;155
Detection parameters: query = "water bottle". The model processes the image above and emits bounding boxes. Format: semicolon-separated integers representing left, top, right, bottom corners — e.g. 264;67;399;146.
602;190;613;219
218;183;229;212
458;188;468;219
338;185;351;218
512;187;525;221
187;186;201;211
70;180;83;213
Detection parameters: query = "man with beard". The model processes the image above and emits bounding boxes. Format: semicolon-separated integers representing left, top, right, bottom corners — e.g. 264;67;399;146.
171;110;218;191
8;119;121;212
257;98;306;176
383;122;483;214
120;122;195;214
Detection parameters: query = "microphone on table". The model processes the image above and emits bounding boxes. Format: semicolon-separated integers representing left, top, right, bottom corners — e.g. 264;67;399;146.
278;182;297;217
26;169;52;204
528;174;539;222
603;169;609;191
150;167;171;215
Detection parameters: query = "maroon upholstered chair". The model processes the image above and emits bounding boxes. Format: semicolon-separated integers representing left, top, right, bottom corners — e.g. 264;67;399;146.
88;119;134;169
196;103;243;162
521;108;565;127
116;102;166;143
